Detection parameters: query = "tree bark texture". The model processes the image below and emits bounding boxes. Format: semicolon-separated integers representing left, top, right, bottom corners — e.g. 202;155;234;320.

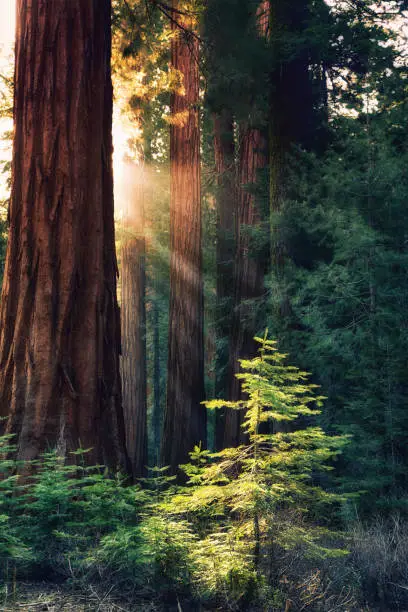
0;0;128;470
120;161;147;479
223;124;268;448
160;1;206;473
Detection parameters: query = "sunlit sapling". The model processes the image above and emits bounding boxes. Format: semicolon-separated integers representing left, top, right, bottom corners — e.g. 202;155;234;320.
175;335;348;579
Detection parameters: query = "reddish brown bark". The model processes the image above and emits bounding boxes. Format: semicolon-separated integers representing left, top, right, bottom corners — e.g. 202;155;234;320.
0;0;128;470
160;1;206;474
223;125;268;448
220;3;269;449
120;162;147;479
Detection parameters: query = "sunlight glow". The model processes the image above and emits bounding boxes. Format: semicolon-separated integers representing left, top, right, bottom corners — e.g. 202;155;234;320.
0;0;15;204
0;0;15;49
0;0;144;218
112;110;144;221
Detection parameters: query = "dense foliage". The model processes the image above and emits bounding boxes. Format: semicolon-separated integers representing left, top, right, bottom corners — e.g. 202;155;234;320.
268;66;408;514
0;342;400;610
1;339;408;609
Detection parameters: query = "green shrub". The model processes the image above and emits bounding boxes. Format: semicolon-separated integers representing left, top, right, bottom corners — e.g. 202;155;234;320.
91;516;195;596
0;435;31;577
165;334;350;608
0;441;196;603
14;450;147;578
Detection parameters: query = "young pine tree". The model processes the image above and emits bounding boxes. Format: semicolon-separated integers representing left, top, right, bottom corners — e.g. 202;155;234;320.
168;334;348;604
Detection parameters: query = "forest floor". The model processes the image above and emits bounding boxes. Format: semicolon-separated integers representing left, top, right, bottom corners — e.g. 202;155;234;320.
0;582;164;611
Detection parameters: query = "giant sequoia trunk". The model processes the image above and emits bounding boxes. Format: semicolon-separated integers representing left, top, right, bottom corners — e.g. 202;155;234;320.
120;162;147;479
0;0;128;470
160;1;206;473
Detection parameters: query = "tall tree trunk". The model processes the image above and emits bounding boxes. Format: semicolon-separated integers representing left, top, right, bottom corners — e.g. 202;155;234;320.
120;161;147;479
223;124;268;448
160;1;206;474
221;2;269;449
213;110;236;450
0;0;128;470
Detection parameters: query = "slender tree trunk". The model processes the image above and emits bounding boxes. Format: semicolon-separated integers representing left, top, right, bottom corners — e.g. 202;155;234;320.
120;161;147;478
161;1;206;474
0;0;128;470
224;124;268;448
213;110;236;450
220;2;270;449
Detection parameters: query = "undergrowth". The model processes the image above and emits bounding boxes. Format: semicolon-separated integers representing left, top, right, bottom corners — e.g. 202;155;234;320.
0;338;406;610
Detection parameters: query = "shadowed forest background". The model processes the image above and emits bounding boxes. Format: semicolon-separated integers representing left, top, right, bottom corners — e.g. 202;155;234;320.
0;0;408;610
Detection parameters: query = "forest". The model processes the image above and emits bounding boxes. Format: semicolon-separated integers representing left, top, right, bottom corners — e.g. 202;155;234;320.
0;0;407;610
